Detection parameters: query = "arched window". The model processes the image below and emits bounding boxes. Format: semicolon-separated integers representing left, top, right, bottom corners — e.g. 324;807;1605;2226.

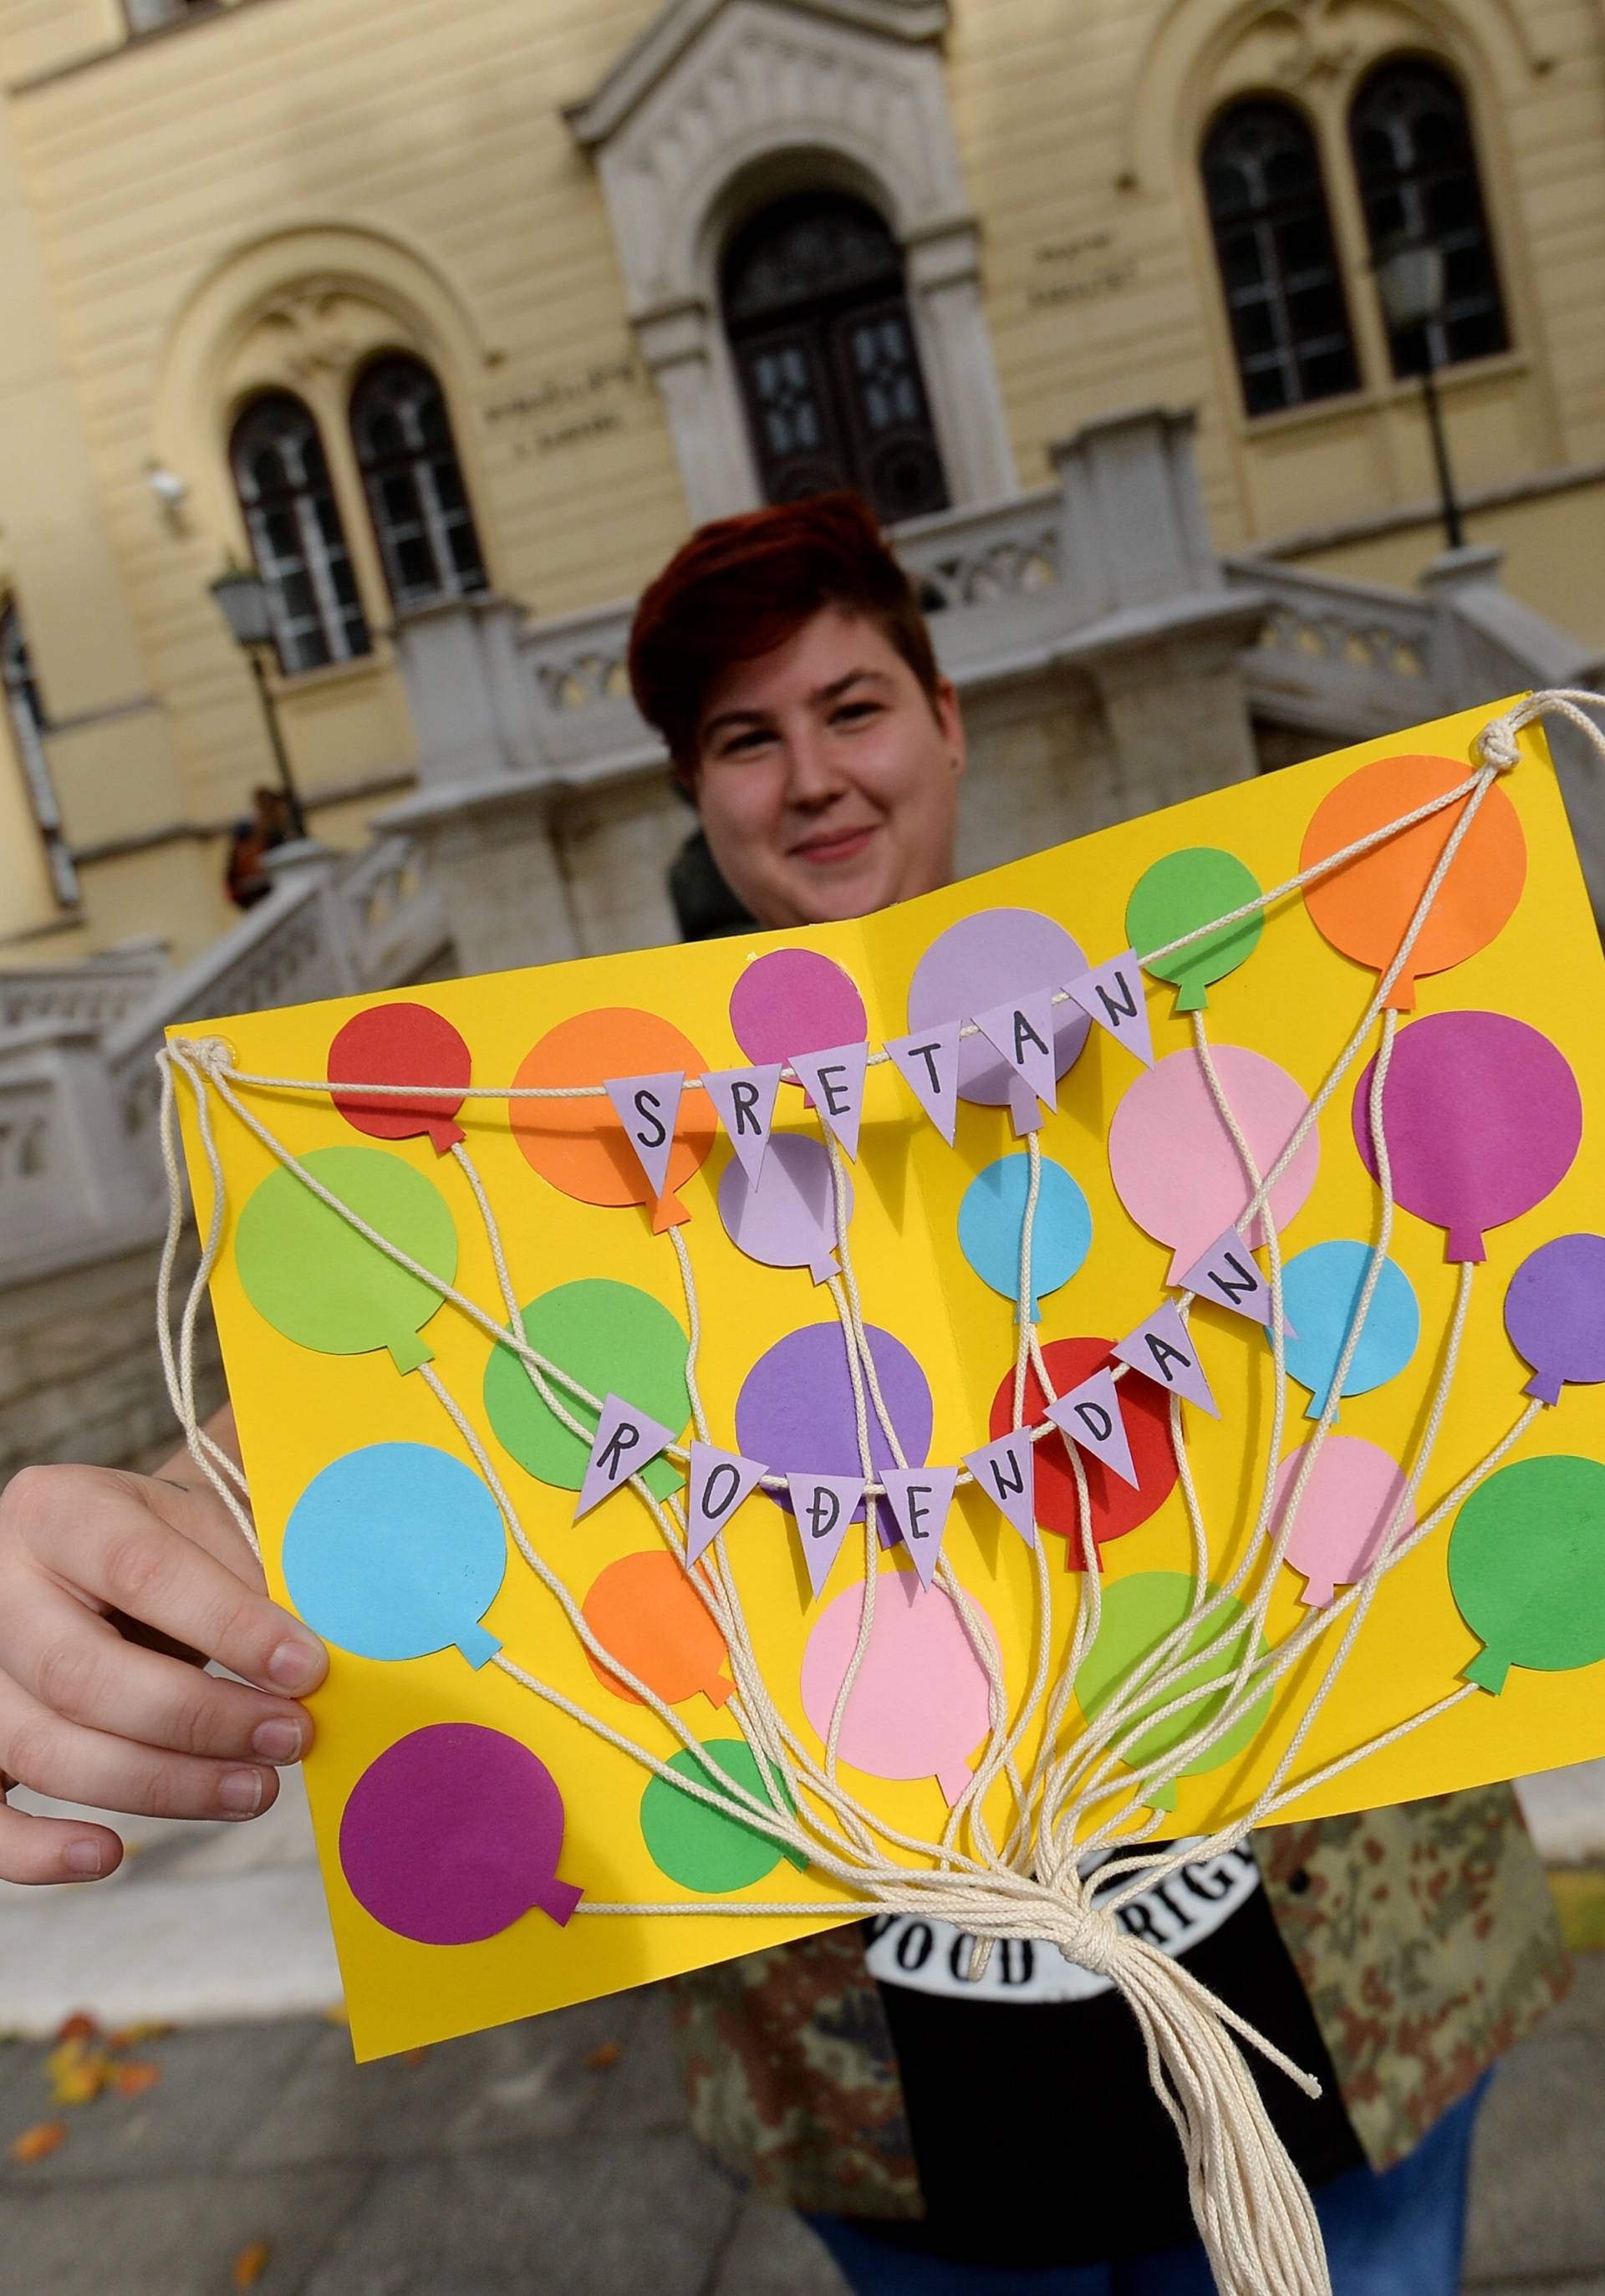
721;192;950;524
1349;59;1508;376
349;356;487;609
1202;100;1360;417
229;395;370;675
1;602;76;907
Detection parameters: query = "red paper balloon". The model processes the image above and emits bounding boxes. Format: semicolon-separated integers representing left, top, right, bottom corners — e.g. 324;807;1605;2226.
328;1003;472;1155
988;1336;1178;1565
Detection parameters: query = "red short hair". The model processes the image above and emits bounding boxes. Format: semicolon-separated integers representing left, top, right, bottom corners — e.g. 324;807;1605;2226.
627;490;943;786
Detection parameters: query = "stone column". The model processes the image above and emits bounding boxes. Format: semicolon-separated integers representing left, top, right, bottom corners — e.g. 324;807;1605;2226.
390;595;543;787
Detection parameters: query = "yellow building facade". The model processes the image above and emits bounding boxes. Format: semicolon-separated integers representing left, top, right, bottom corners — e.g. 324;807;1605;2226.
1;0;1602;965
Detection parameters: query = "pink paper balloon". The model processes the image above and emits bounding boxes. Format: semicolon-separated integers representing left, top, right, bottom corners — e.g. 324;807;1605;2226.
729;948;867;1068
1353;1011;1582;1264
1108;1046;1321;1282
799;1570;996;1805
1272;1437;1414;1607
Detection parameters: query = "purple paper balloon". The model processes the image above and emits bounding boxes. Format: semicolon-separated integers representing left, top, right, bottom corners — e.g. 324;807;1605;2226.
736;1321;933;1545
339;1722;583;1945
718;1133;848;1284
1353;1011;1582;1264
1505;1233;1605;1404
907;909;1091;1126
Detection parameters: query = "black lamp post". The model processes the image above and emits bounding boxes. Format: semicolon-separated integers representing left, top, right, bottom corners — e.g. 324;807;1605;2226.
1373;231;1465;552
208;563;308;839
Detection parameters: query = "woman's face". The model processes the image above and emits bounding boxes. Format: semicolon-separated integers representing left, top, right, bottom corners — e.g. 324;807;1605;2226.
690;608;966;929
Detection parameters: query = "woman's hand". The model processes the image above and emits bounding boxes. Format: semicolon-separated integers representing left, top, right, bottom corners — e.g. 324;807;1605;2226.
0;1412;327;1884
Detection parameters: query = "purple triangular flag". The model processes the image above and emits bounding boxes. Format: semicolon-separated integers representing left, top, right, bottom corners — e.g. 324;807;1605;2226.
684;1440;769;1565
789;1043;869;1161
962;1430;1037;1547
1064;950;1153;1067
574;1393;680;1519
1113;1303;1220;1418
884;1022;960;1145
974;991;1058;1134
1180;1226;1295;1336
1046;1370;1139;1489
604;1072;685;1213
879;1466;958;1590
702;1065;782;1186
787;1471;864;1597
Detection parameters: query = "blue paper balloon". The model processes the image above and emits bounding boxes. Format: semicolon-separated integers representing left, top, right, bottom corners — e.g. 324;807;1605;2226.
1273;1240;1419;1419
283;1442;507;1668
958;1152;1093;1320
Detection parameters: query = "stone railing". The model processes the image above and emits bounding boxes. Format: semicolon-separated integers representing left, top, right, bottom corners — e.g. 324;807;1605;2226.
0;940;169;1036
1226;558;1443;738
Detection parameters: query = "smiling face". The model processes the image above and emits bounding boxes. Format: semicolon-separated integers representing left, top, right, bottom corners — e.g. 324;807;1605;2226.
690;608;966;930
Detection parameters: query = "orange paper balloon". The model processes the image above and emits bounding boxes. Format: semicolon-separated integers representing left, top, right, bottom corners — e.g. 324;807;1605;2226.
582;1550;734;1710
1300;753;1525;1011
510;1007;716;1229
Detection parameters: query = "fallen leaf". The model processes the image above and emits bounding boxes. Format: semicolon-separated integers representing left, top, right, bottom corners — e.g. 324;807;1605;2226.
10;2120;68;2164
44;2039;113;2106
113;2061;161;2099
107;2021;174;2051
232;2239;272;2288
52;2013;98;2045
321;2003;349;2028
401;2048;430;2068
583;2040;624;2071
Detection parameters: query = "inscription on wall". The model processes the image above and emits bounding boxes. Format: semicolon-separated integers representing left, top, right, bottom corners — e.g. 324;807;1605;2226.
1027;231;1136;309
484;359;645;456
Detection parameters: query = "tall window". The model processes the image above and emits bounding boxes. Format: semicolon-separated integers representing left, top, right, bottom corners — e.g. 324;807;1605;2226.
721;193;950;524
349;356;487;609
1;603;77;908
1350;60;1508;376
229;395;370;675
1202;99;1360;417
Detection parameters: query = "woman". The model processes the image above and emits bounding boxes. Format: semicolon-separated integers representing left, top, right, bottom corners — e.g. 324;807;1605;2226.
0;494;1564;2293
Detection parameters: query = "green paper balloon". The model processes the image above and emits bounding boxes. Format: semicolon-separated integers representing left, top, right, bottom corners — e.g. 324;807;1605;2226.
235;1145;457;1375
1450;1455;1605;1693
1126;847;1263;1013
639;1740;806;1893
1076;1571;1271;1812
483;1277;690;1499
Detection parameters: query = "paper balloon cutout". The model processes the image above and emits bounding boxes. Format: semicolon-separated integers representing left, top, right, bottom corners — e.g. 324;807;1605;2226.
483;1278;690;1500
583;1550;735;1709
1108;1046;1319;1283
730;948;867;1072
1450;1456;1605;1693
1354;1011;1582;1263
736;1321;934;1540
1273;1437;1414;1606
1127;848;1262;1013
510;1008;716;1226
1276;1240;1419;1419
283;1442;506;1667
339;1723;583;1942
327;1001;471;1153
1076;1571;1272;1811
1504;1235;1605;1405
800;1570;998;1805
988;1337;1177;1559
906;908;1091;1132
1302;753;1526;1011
639;1741;806;1892
958;1152;1093;1318
235;1145;457;1374
718;1130;847;1284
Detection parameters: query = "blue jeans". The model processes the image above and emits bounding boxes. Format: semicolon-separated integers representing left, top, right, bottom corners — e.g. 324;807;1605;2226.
805;2075;1490;2295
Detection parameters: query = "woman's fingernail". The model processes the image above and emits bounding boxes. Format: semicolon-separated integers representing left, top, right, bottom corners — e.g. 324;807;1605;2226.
219;1769;264;1815
64;1840;104;1877
268;1639;320;1690
252;1718;304;1763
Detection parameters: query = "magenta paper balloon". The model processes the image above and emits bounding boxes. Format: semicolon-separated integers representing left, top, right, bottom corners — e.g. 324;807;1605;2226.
1108;1046;1320;1283
1273;1437;1414;1607
907;908;1091;1117
730;948;867;1068
1505;1235;1605;1404
1353;1012;1582;1264
799;1570;997;1804
717;1132;848;1283
338;1722;583;1944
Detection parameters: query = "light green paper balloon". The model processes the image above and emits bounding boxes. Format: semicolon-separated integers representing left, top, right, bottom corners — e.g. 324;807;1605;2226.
1450;1455;1605;1694
1126;847;1263;1013
1076;1571;1271;1811
483;1277;690;1500
639;1740;806;1894
235;1145;457;1374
